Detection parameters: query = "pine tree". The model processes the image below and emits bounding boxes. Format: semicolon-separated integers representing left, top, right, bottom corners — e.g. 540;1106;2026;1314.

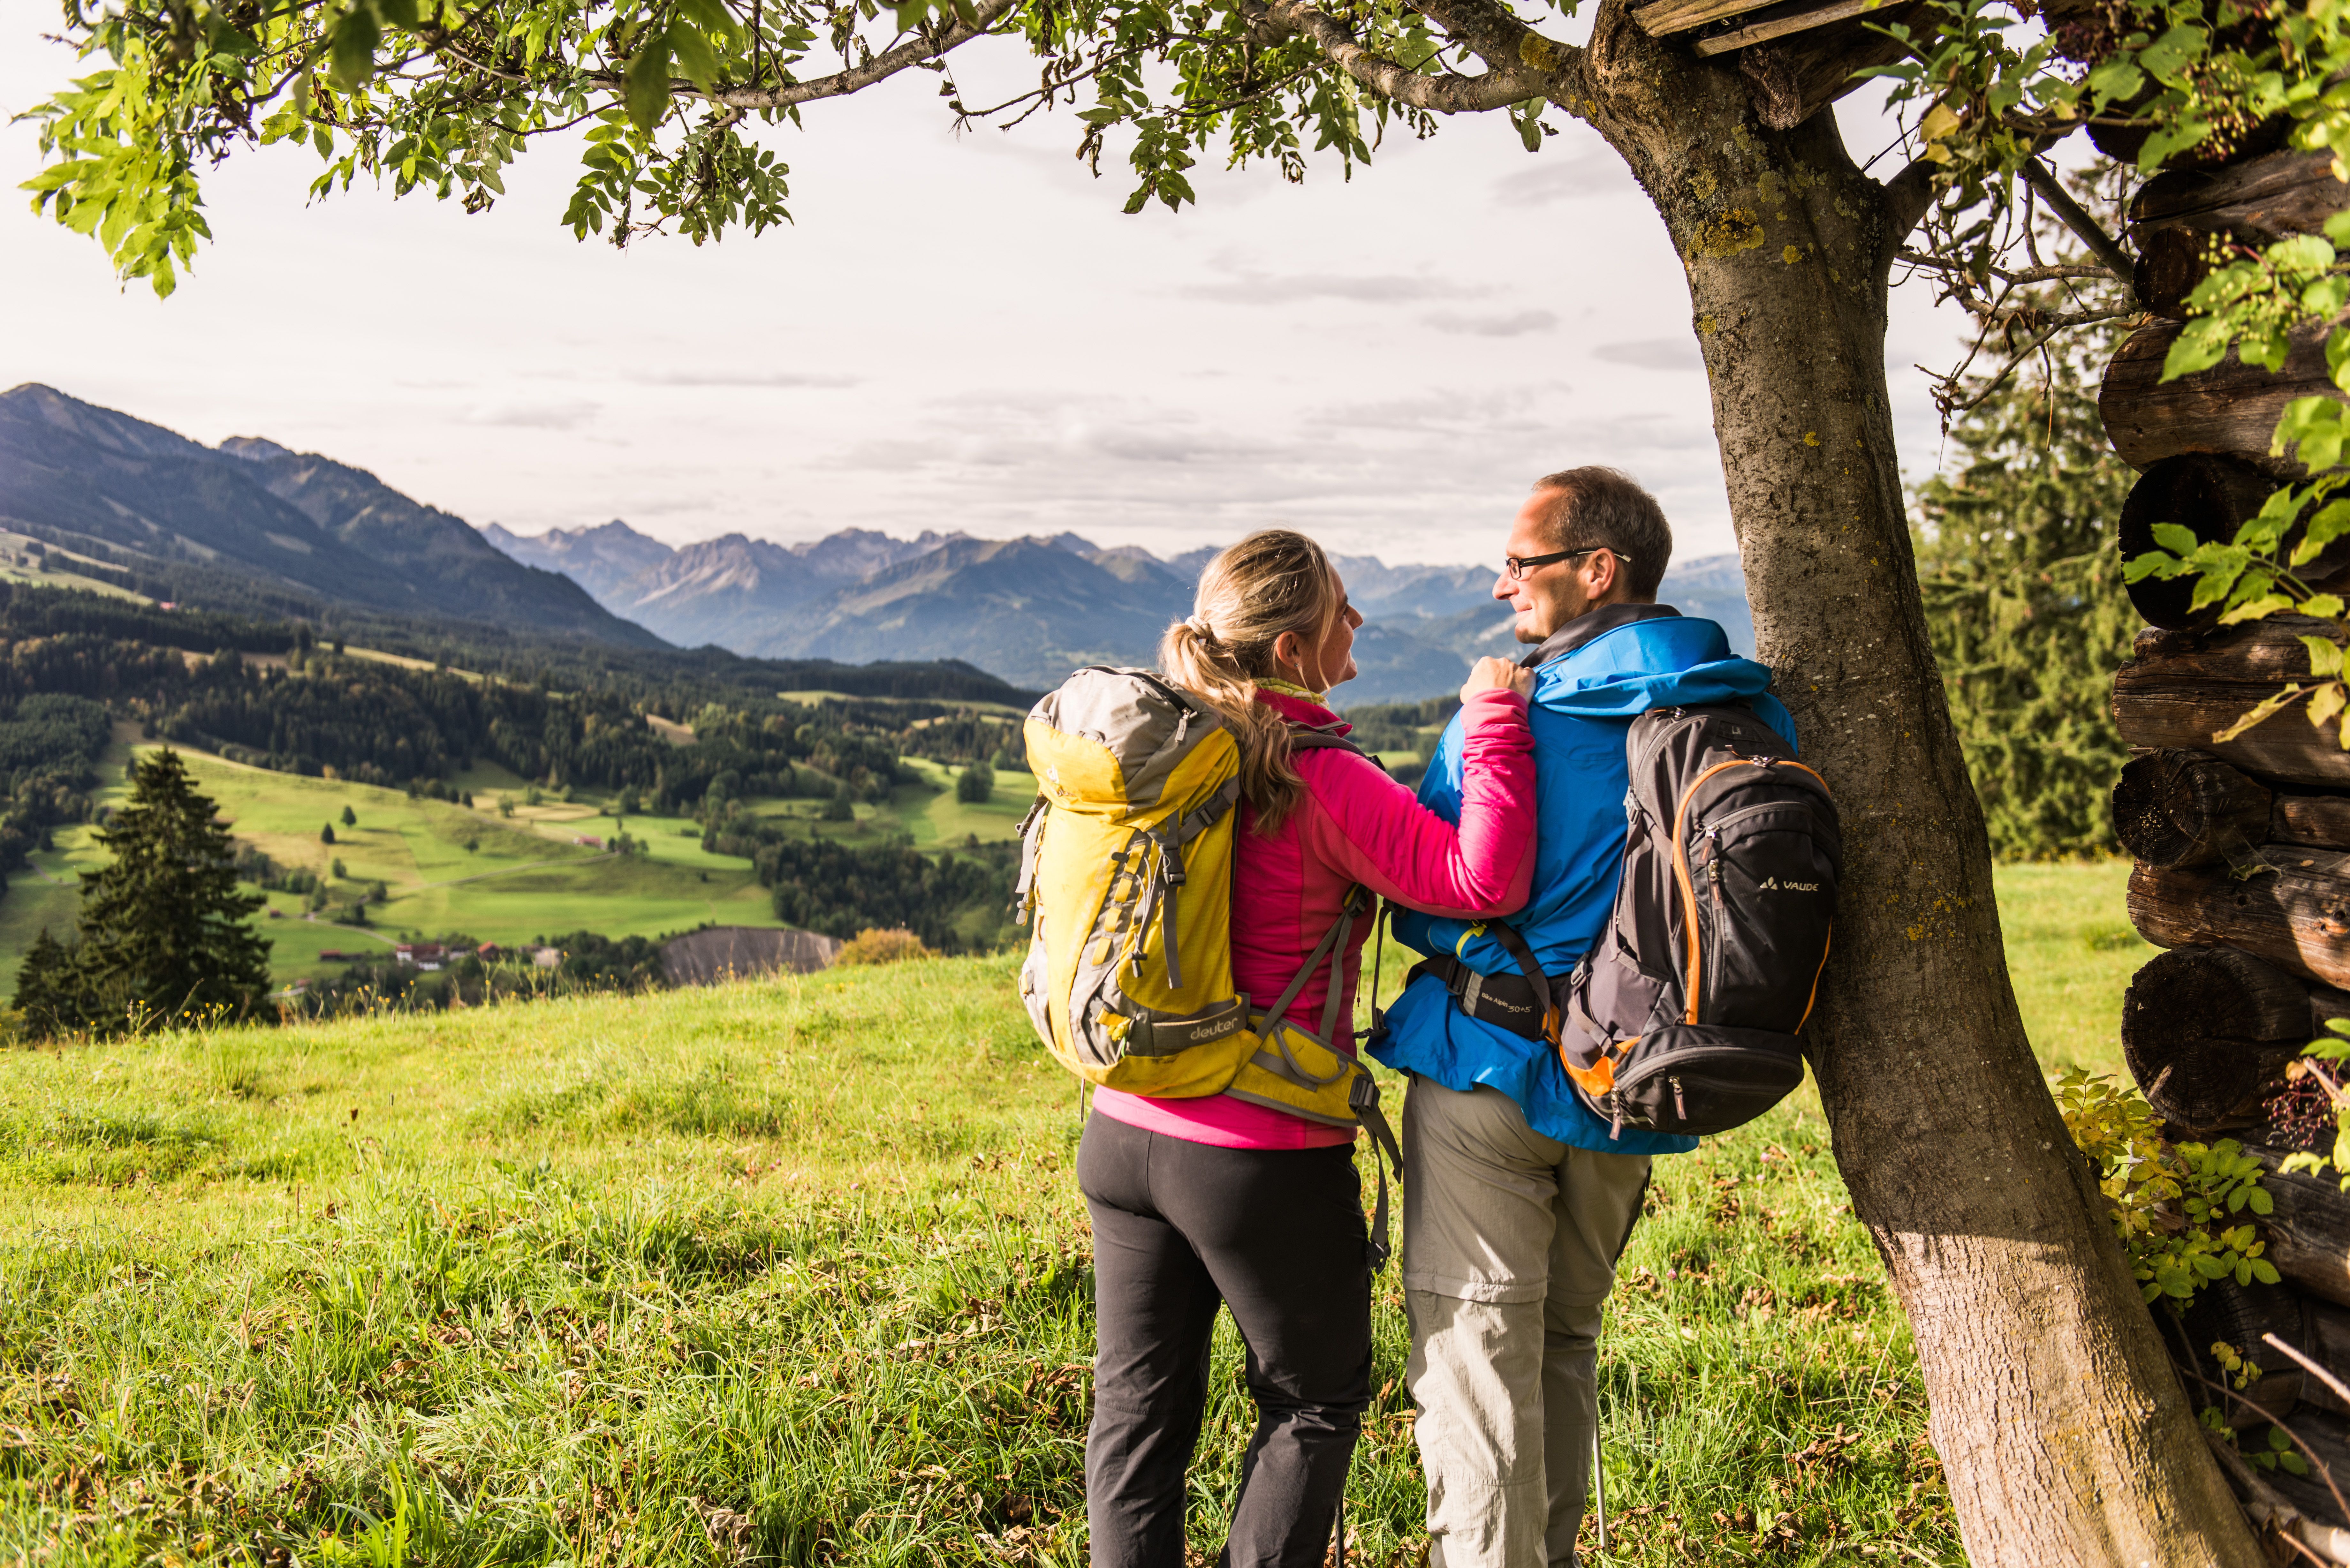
1912;315;2139;860
12;926;77;1038
66;749;270;1031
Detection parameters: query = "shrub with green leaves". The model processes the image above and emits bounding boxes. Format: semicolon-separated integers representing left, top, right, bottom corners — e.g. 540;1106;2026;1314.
2056;1068;2280;1303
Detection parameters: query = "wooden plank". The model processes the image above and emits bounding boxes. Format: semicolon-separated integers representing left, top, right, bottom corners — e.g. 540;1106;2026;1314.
1694;0;1872;55
2129;853;2350;991
2132;153;2350;317
2247;1146;2350;1310
1734;4;1918;131
2112;750;2350;869
2122;945;2348;1130
2100;313;2349;477
2133;150;2350;244
1632;0;1783;38
2114;622;2350;790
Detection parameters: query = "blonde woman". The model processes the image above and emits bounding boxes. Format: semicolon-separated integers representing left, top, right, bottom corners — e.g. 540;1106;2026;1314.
1079;529;1539;1567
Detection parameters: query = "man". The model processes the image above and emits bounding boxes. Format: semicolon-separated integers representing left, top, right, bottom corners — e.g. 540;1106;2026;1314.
1369;466;1794;1566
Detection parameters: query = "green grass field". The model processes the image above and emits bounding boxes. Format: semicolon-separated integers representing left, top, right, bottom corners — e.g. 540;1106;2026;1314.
0;865;2150;1567
0;746;1043;991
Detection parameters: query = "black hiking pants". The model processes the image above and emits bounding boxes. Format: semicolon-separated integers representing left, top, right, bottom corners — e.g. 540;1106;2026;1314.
1078;1111;1374;1568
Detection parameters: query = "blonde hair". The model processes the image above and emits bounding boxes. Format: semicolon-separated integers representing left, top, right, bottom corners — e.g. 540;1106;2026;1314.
1158;529;1343;835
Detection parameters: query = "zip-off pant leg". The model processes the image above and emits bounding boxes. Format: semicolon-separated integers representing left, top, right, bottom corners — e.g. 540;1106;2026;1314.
1078;1112;1374;1568
1399;1079;1649;1568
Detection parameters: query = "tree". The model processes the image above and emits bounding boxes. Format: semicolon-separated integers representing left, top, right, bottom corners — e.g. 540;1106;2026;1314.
12;927;74;1037
33;0;2334;1553
1912;245;2139;861
320;822;336;844
340;804;356;826
956;760;996;804
55;749;270;1032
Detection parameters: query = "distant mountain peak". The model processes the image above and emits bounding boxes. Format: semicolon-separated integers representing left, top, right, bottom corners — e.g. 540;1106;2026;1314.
217;436;295;464
0;385;668;648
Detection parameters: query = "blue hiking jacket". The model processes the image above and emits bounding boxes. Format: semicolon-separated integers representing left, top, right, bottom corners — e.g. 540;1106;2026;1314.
1369;604;1796;1155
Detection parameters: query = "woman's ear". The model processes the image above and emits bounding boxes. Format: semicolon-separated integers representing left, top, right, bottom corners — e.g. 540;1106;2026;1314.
1268;630;1300;676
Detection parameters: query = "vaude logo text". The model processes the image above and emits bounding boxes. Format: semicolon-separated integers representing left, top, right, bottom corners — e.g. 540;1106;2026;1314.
1759;877;1823;893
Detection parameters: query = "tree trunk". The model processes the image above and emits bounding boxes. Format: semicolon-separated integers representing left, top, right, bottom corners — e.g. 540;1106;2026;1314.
1573;6;2264;1559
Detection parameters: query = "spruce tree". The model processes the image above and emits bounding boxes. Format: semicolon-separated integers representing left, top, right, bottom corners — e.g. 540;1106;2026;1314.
12;926;77;1038
1912;303;2138;861
67;750;270;1031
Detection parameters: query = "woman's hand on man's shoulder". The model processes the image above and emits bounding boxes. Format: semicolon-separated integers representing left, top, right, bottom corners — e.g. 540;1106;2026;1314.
1460;657;1535;703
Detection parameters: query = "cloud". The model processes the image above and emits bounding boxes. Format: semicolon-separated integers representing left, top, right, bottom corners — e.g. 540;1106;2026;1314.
634;369;861;388
1425;309;1558;337
1593;338;1704;372
1179;269;1454;305
466;398;600;429
1491;155;1633;205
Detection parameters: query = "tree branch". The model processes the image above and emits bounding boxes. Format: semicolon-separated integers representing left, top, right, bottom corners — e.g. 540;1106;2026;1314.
1407;0;1583;102
1242;0;1555;113
2020;156;2137;303
704;0;1020;110
1884;153;1938;242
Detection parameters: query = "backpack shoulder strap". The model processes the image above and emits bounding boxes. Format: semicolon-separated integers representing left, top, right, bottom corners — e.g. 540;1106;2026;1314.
1287;722;1387;774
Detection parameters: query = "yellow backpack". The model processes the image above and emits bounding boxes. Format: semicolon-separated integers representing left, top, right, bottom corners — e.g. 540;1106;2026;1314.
1013;667;1404;1252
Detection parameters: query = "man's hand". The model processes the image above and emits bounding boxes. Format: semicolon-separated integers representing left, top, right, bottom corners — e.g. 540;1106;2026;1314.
1460;657;1535;702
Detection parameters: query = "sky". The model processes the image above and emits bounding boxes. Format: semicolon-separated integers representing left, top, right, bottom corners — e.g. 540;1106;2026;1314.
0;1;1976;568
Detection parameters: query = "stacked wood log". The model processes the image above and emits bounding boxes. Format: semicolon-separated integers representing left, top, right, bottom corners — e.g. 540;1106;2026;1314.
2102;138;2350;1545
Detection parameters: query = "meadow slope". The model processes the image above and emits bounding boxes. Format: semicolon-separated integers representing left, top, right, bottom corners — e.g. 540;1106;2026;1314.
0;867;2152;1565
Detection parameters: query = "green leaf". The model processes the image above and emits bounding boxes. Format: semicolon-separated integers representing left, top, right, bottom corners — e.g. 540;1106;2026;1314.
623;36;674;133
2303;636;2348;677
2164;317;2235;381
2212;684;2307;744
668;20;720;94
330;3;383;91
2302;596;2347;623
2151;522;2202;554
2248;1187;2274;1215
2217;594;2295;625
2282;1451;2312;1476
2309;681;2347;732
2141;119;2213;171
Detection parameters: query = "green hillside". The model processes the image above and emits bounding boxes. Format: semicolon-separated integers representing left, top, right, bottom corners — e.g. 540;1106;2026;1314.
0;738;1041;989
0;950;1967;1568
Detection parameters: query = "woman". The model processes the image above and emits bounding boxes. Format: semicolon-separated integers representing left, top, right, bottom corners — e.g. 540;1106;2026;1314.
1080;529;1538;1567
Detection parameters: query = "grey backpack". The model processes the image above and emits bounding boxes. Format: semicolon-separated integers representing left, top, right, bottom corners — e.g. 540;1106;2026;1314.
1556;704;1841;1137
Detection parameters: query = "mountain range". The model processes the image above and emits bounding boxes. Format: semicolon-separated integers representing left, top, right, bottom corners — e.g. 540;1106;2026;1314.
0;385;1754;705
485;519;1756;702
0;385;661;647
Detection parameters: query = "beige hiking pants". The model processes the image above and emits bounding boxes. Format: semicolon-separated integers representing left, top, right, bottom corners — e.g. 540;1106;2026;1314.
1401;1078;1650;1568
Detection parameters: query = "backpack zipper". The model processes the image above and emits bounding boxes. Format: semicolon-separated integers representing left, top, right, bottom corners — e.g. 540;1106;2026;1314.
1671;1074;1687;1120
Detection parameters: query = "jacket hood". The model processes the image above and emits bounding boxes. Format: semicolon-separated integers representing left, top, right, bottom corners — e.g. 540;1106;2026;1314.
1532;610;1775;720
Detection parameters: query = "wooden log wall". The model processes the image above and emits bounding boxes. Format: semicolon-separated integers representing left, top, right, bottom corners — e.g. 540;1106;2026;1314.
2100;130;2350;1544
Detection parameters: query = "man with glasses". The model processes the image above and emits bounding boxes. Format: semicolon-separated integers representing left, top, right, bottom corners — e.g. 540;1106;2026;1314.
1369;466;1791;1566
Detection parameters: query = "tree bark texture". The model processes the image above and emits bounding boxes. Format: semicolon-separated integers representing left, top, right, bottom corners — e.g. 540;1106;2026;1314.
2102;312;2350;478
2114;623;2350;788
2112;750;2350;869
2129;854;2350;991
1568;6;2265;1559
2120;944;2348;1130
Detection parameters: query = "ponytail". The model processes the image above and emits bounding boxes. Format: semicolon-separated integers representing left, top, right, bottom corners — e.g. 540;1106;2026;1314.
1157;530;1342;835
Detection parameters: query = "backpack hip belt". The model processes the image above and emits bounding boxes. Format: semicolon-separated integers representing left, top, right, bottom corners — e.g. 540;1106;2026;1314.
1409;952;1550;1042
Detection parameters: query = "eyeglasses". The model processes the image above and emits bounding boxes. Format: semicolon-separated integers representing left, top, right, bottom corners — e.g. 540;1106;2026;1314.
1502;546;1625;581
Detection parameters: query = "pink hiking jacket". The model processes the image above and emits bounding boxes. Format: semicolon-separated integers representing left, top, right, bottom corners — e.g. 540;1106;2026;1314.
1093;686;1538;1150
